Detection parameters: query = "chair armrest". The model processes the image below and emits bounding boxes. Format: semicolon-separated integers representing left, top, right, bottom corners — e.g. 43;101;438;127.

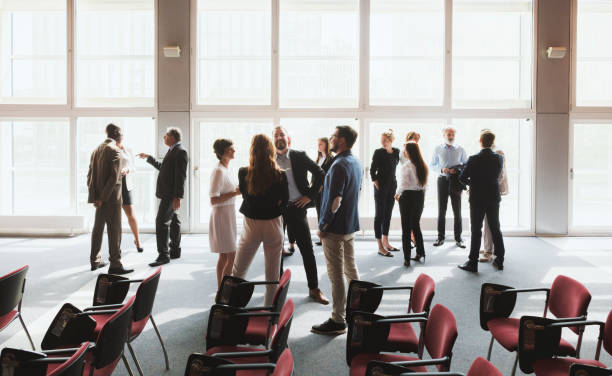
84;304;124;312
243;281;279;286
391;356;450;368
216;363;276;371
29;357;71;364
499;288;550;294
548;319;603;329
42;347;86;355
211;349;273;358
370;285;413;291
377;317;428;325
244;306;274;312
383;312;428;320
110;279;144;285
76;309;118;316
233;311;280;318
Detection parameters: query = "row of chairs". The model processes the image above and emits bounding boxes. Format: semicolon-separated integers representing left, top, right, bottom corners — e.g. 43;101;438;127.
0;265;168;376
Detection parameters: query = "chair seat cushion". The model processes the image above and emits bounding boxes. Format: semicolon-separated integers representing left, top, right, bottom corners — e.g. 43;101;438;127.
384;322;419;353
82;352;121;376
350;354;427;376
129;317;149;341
0;310;18;330
244;314;275;345
91;313;149;341
206;345;271;364
533;357;606;376
488;318;576;355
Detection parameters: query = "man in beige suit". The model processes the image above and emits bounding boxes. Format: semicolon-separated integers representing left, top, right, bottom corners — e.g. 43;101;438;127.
87;124;133;275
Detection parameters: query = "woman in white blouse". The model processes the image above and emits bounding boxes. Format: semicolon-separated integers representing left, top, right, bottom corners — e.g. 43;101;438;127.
210;139;241;288
395;141;428;267
116;135;144;252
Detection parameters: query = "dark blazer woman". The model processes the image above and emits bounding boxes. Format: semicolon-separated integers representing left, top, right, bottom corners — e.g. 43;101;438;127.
370;146;400;247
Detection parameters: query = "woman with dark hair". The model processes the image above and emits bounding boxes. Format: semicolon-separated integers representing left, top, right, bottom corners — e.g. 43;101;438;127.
232;134;289;305
396;142;428;267
314;137;334;246
209;138;241;288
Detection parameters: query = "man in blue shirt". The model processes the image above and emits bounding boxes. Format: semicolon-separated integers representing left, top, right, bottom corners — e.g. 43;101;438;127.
312;125;363;335
431;127;468;248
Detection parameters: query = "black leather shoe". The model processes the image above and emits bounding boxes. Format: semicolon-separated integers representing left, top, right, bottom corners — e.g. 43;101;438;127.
433;239;444;247
456;240;466;248
411;254;425;263
169;249;181;259
492;259;504;270
91;261;108;271
403;260;411;267
108;266;134;275
149;258;170;267
458;261;478;273
315;241;322;246
311;319;346;335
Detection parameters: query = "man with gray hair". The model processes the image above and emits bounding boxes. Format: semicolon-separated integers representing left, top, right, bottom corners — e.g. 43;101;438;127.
138;127;189;266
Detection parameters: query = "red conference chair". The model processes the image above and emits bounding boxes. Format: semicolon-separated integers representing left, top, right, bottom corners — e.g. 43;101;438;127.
0;265;35;350
517;310;612;376
365;356;502;376
570;364;612;376
215;270;291;347
41;296;136;376
184;347;294;376
205;299;294;365
0;342;90;376
480;275;592;376
83;267;168;375
347;304;458;376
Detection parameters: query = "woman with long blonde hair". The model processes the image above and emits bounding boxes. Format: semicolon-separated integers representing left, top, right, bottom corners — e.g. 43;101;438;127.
232;134;289;305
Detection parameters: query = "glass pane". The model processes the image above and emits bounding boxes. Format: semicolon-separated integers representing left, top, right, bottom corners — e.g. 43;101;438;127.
0;120;71;215
576;1;612;106
76;117;157;227
198;120;273;224
0;1;66;104
370;0;444;106
197;0;271;105
279;0;359;108
75;0;155;107
572;123;612;227
452;0;533;109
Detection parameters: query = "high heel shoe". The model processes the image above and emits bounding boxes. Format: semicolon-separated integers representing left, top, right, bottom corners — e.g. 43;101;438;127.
134;240;144;253
378;250;394;257
410;253;425;263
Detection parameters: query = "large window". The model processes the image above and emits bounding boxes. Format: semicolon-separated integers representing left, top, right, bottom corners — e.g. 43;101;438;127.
370;0;445;106
453;0;533;109
279;0;359;108
76;118;157;227
575;0;612;107
75;0;155;107
196;0;271;105
0;0;66;104
0;120;71;215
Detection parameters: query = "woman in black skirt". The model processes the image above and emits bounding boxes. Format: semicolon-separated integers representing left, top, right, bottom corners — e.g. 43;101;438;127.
116;131;144;252
314;137;334;246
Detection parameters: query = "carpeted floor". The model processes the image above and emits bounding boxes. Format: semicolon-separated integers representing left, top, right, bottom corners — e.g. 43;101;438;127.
1;234;611;375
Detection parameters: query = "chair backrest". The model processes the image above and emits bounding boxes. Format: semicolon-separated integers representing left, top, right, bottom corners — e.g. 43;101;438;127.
409;273;435;314
423;304;458;371
92;274;130;306
569;363;612;376
205;305;250;350
183;354;234;376
271;269;291;314
517;315;562;374
479;283;517;331
0;266;28;316
272;348;293;376
345;311;390;366
346;280;384;315
467;356;502;376
47;342;90;376
269;299;294;361
133;267;161;322
92;296;135;370
549;275;591;333
215;276;255;308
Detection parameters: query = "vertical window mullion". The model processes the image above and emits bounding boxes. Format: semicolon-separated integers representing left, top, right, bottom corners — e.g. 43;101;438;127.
444;0;453;112
67;0;74;108
272;0;280;110
359;0;369;110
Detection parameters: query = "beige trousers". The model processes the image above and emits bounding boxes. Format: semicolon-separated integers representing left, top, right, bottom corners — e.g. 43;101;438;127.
322;232;359;324
483;215;493;254
90;199;122;268
232;216;283;306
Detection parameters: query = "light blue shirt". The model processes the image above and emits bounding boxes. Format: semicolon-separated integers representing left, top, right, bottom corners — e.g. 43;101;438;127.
431;143;468;177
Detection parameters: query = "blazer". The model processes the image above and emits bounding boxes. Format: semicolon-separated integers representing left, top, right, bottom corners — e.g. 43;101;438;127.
288;150;325;207
370;147;400;189
238;168;289;219
146;143;189;200
318;154;335;174
87;138;122;203
460;148;503;205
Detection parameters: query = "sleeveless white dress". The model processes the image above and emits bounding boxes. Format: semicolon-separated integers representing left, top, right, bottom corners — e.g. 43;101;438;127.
209;163;237;253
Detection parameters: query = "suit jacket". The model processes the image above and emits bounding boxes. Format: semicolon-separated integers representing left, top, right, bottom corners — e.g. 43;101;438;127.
146;143;189;200
87;139;122;203
318;154;335;174
288;150;325;207
370;147;400;189
460;148;503;204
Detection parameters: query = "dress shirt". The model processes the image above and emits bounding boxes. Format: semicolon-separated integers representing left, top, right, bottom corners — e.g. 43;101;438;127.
168;141;181;152
396;159;426;194
276;150;302;202
430;143;468;177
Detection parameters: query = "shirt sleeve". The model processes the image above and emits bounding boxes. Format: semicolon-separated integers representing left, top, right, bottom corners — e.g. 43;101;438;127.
209;168;223;198
460;147;468;164
320;165;347;231
431;147;442;174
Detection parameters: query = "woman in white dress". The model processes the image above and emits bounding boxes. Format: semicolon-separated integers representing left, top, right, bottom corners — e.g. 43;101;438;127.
116;131;144;252
210;139;241;288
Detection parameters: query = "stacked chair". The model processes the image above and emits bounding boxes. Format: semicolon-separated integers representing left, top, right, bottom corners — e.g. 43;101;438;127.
0;341;91;376
184;347;294;376
517;310;612;376
0;265;35;350
364;356;502;376
479;275;592;375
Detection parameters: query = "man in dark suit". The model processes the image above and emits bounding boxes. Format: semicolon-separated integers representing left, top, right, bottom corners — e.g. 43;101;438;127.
138;127;189;266
274;126;329;305
458;130;506;272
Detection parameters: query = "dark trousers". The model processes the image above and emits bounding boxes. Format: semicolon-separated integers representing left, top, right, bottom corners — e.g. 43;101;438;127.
90;199;122;268
437;176;462;241
399;190;425;262
283;204;318;289
374;183;396;239
283;219;295;244
155;198;181;259
468;201;505;263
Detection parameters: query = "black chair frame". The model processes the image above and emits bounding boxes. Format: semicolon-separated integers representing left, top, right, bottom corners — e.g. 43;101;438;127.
0;266;35;350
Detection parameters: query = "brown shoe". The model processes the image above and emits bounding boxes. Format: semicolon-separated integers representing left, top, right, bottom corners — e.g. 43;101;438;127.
479;252;493;262
309;288;329;305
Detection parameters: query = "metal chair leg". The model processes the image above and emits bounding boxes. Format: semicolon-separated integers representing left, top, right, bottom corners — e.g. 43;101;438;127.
18;313;35;350
486;335;495;360
150;315;170;370
127;342;145;376
510;352;519;376
122;353;135;376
